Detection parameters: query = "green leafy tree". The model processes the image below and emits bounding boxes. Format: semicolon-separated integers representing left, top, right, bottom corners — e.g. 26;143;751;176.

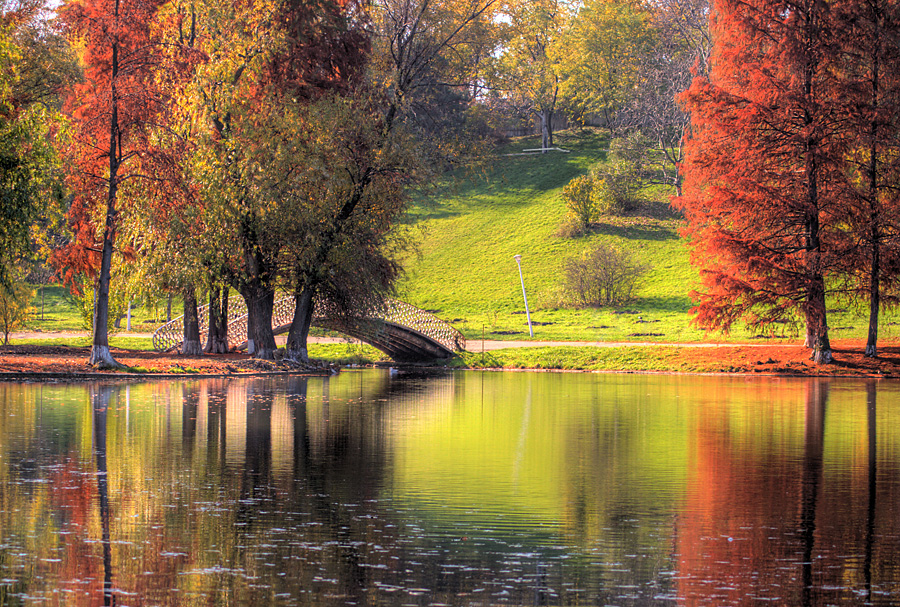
0;277;33;345
0;1;72;288
558;0;655;131
492;0;567;151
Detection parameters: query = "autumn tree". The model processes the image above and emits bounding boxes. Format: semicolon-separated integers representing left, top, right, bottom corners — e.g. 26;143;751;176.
830;0;900;357
0;1;74;286
492;0;566;150
279;0;501;362
620;0;710;193
558;0;656;133
677;0;845;363
57;0;182;367
170;0;371;361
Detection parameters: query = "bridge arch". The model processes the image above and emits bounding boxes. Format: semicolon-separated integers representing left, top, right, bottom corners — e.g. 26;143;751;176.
152;296;466;361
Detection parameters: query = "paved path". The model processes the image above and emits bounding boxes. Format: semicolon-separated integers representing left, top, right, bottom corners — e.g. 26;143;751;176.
8;331;791;350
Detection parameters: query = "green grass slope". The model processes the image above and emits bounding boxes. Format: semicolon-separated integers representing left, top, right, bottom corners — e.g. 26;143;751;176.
397;128;895;345
397;129;712;343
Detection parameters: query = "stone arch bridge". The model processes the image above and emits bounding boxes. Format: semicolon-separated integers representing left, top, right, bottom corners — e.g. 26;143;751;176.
152;296;466;362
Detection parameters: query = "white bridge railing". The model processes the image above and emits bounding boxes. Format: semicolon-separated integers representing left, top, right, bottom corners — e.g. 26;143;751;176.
152;295;466;356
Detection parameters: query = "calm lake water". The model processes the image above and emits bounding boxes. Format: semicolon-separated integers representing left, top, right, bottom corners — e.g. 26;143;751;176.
1;370;899;605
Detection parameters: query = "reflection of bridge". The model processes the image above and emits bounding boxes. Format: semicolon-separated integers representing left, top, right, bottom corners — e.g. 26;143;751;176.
152;296;466;361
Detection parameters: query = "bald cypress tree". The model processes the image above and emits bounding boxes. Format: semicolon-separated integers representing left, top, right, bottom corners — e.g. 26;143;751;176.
677;0;846;363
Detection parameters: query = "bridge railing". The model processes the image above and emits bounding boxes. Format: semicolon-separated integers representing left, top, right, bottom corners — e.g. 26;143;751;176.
152;294;466;356
152;297;246;352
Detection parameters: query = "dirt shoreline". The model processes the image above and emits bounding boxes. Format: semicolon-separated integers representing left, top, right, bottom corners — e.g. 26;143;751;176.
3;339;900;379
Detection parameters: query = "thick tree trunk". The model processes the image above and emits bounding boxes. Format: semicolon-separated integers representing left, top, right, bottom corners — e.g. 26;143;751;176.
806;277;833;364
285;287;315;363
166;294;172;322
866;243;880;358
90;197;118;369
240;284;277;360
182;286;202;355
204;284;230;354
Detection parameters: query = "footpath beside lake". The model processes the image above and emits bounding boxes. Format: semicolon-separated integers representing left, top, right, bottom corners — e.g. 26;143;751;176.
3;337;900;378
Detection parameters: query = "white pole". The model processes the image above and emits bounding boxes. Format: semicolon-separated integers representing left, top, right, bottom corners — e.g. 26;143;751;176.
514;255;534;338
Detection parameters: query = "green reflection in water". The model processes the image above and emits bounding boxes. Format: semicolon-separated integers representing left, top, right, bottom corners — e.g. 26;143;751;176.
386;372;691;541
1;373;900;606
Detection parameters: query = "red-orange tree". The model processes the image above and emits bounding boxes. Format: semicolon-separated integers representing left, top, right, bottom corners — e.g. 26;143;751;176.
677;0;846;363
56;0;177;367
830;0;900;358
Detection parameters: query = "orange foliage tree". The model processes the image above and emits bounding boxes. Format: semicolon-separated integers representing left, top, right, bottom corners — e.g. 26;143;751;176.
676;0;847;363
55;0;188;367
829;0;900;357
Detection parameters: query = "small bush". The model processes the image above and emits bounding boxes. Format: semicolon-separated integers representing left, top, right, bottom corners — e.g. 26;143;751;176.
555;215;590;238
591;132;653;215
609;131;652;186
563;242;647;306
562;174;596;228
592;161;640;214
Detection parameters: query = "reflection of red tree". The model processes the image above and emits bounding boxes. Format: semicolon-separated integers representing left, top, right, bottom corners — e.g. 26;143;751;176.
676;388;813;605
48;459;108;606
676;380;900;605
47;458;189;606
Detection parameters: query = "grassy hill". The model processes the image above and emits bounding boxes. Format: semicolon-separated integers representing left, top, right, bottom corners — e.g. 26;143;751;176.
396;128;712;343
397;127;899;346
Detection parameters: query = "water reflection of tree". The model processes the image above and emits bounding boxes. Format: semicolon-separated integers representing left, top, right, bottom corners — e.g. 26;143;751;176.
675;378;900;606
91;384;116;606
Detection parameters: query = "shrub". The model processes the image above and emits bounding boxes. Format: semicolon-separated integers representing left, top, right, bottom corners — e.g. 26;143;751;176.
562;174;596;228
563;242;647;306
609;131;652;187
591;132;653;214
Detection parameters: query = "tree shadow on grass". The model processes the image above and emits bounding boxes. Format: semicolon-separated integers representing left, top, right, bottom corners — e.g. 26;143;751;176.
590;221;680;242
634;296;693;314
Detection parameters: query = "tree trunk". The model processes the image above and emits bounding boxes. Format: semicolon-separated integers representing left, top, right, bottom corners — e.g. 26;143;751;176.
204;284;230;354
802;94;832;365
866;241;880;358
89;28;120;370
166;293;172;322
240;284;277;360
285;287;315;363
865;55;881;358
540;109;553;152
182;286;202;355
806;276;833;364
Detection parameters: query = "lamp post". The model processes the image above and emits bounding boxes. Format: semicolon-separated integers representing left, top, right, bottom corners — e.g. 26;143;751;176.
514;254;534;337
